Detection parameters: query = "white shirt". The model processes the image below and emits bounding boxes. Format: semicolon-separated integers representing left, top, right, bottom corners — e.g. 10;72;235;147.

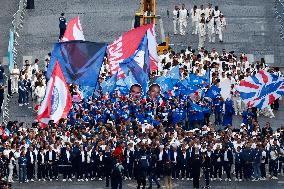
179;9;188;20
81;151;85;162
30;151;34;164
173;10;179;20
191;9;199;21
66;151;70;161
48;151;53;161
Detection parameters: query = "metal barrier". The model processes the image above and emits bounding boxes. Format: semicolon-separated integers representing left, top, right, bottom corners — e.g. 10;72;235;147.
0;75;10;125
0;0;28;124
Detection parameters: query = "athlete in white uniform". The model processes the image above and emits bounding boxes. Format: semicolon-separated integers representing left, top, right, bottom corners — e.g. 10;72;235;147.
179;4;189;36
198;18;206;50
190;5;199;35
173;6;179;35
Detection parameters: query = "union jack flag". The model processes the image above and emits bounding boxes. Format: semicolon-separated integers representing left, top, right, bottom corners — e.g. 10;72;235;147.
236;70;284;109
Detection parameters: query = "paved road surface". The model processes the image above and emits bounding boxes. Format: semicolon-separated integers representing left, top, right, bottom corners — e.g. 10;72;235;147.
11;177;284;189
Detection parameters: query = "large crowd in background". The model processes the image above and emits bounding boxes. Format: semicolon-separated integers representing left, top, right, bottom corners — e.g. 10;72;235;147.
0;2;283;189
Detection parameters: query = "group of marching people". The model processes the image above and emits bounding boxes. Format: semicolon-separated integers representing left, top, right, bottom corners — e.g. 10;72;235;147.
172;3;227;49
0;112;283;189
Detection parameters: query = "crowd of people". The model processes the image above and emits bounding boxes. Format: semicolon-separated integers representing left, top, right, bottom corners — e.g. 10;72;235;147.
172;3;227;49
0;42;283;189
0;2;283;189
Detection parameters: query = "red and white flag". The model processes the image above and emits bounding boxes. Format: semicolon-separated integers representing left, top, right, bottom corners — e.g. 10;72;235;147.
62;16;85;42
107;24;158;79
37;61;72;127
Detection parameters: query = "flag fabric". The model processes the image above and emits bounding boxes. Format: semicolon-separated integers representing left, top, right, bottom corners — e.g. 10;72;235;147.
8;30;14;72
236;70;284;109
155;76;175;93
62;16;85;42
119;35;150;93
47;41;107;87
107;24;154;78
101;72;118;94
37;61;72;126
116;72;138;94
188;74;207;86
206;85;221;100
80;86;96;98
147;25;158;72
166;65;180;81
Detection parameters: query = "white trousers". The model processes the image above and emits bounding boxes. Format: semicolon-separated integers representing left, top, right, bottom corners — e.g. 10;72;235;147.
179;19;187;35
192;21;199;34
11;76;19;93
198;35;206;49
208;28;215;43
173;19;178;34
232;97;242;115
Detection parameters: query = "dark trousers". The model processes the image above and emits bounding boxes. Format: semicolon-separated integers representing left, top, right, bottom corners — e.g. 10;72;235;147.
180;164;186;178
214;162;222;178
46;163;53;179
78;162;86;179
37;164;46;179
223;162;231;179
27;163;34;180
156;161;163;178
53;161;58;179
172;163;179;179
192;170;200;189
271;160;278;177
124;163;133;178
98;164;104;178
260;163;266;178
63;164;72;179
105;169;111;187
148;173;160;188
244;163;252;179
86;163;93;179
203;168;210;187
214;112;222;126
235;163;243;179
60;27;66;36
18;90;26;104
137;177;146;189
186;164;192;178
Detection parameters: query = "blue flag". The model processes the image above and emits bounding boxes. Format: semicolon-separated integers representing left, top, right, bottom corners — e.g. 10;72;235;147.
101;72;118;94
116;72;138;94
206;85;221;100
80;86;96;98
155;76;175;93
166;65;180;81
47;41;107;87
119;35;150;93
8;30;14;72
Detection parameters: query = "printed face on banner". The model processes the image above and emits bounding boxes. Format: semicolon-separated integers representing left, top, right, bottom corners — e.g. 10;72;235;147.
148;84;161;100
130;84;142;100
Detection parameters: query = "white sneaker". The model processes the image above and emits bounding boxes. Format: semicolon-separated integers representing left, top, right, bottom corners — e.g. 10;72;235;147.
85;178;88;181
219;178;222;181
38;179;41;181
181;178;184;180
99;178;102;181
68;178;72;182
228;179;231;182
62;179;66;182
187;178;190;181
19;104;23;106
31;179;34;182
78;179;80;182
128;177;131;180
239;179;242;182
271;176;278;180
235;178;238;181
157;178;160;181
225;178;228;181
